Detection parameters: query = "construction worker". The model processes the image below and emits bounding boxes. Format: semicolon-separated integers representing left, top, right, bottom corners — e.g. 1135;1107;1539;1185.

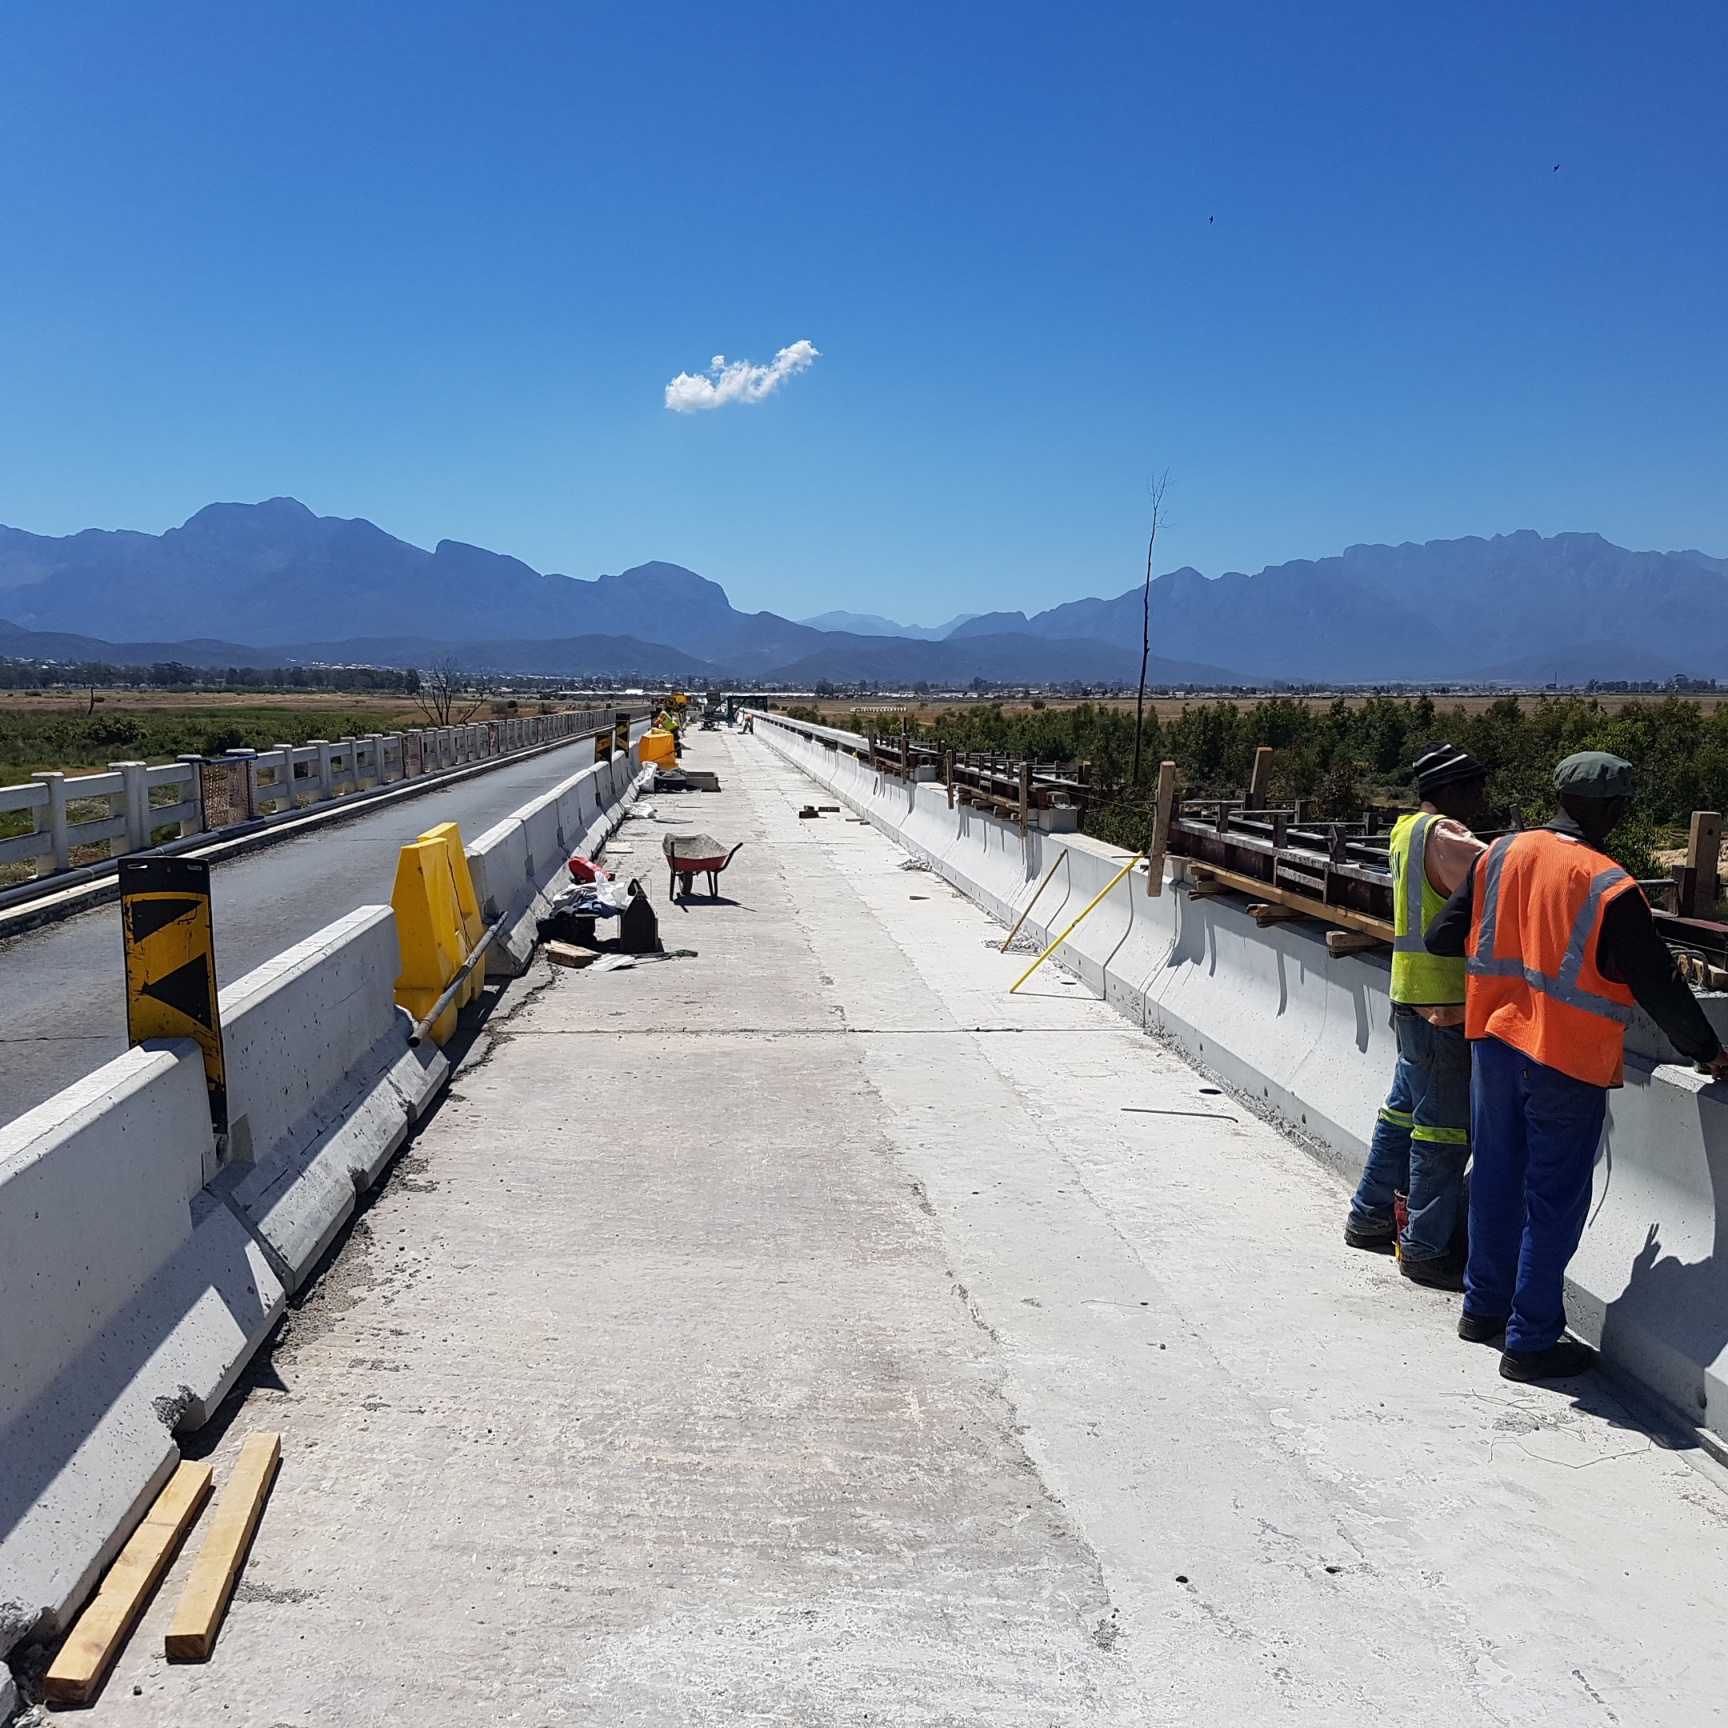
1427;752;1728;1380
1345;743;1489;1288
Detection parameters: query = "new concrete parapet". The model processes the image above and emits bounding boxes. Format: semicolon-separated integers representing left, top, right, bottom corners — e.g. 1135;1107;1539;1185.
212;906;448;1292
0;1043;285;1654
752;710;1728;1446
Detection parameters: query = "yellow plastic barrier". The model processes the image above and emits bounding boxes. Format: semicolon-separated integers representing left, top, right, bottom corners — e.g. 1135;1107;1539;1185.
391;821;483;1045
417;821;485;955
639;729;676;769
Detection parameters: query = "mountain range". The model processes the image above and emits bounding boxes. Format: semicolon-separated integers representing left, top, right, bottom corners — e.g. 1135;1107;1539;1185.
0;498;1723;687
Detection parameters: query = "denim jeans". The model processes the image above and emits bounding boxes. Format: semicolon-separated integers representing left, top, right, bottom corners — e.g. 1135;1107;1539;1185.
1348;1007;1472;1262
1464;1035;1607;1353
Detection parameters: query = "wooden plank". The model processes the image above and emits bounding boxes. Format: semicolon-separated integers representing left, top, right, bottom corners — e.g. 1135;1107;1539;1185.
1189;863;1395;941
165;1432;281;1662
544;940;598;969
1146;760;1177;898
1688;811;1723;918
1326;929;1386;956
1246;902;1299;927
1247;745;1274;809
44;1461;214;1703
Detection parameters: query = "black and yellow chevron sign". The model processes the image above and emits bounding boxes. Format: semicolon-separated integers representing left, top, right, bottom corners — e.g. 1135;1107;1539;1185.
613;712;631;752
120;856;226;1130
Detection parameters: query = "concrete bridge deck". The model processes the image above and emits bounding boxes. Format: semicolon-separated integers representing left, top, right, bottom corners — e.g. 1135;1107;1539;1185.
54;727;1728;1725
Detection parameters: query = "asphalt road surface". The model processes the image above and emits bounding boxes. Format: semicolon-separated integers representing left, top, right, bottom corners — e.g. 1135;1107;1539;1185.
0;739;600;1129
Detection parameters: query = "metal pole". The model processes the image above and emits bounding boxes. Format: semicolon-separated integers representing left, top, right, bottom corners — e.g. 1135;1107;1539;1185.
1001;849;1069;953
408;918;506;1047
1009;851;1145;994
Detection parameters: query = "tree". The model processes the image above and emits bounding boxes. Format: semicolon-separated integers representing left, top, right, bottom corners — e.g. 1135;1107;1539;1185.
414;656;489;726
1131;472;1170;789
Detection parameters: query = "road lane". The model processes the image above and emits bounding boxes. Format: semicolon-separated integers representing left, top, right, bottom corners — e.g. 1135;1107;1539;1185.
0;737;601;1127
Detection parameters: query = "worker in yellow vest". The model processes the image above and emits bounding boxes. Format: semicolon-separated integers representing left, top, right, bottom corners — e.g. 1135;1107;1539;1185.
1345;744;1488;1288
1427;752;1728;1380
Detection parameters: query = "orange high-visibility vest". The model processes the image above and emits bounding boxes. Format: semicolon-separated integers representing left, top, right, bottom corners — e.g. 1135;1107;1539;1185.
1465;829;1639;1086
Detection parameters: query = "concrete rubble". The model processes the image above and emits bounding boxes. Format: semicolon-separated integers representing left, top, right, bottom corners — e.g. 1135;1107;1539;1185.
29;727;1728;1726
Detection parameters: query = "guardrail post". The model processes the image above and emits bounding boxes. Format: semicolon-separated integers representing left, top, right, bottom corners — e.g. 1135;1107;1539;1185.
114;760;151;852
272;744;296;812
359;733;380;788
312;740;335;801
30;770;69;874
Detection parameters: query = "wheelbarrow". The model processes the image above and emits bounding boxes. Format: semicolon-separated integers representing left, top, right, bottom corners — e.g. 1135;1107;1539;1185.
663;832;744;899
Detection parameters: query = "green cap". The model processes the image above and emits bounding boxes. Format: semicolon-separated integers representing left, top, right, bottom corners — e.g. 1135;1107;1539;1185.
1553;750;1634;798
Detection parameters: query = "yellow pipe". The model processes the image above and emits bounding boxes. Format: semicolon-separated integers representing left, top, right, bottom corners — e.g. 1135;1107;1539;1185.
1009;851;1145;994
1000;849;1069;954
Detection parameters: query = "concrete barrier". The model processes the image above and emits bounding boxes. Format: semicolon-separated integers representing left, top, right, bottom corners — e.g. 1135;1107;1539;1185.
0;1043;285;1653
753;710;1728;1445
212;907;448;1291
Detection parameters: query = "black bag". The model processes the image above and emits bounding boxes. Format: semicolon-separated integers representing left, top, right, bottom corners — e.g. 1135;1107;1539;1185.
619;882;661;954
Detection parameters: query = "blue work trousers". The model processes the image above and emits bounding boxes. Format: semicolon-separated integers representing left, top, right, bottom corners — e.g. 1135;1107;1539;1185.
1464;1035;1607;1354
1349;1007;1472;1263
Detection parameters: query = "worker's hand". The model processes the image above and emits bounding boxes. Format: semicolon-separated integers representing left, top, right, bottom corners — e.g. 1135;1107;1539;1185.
1700;1051;1728;1082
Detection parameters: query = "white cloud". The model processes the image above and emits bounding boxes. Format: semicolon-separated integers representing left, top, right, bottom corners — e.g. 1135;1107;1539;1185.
665;339;819;412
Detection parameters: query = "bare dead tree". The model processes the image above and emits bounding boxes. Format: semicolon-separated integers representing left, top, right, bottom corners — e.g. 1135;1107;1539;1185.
1131;472;1170;790
414;656;490;727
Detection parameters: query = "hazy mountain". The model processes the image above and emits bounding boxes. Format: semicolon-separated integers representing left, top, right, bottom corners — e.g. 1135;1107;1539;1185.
949;611;1033;638
0;501;771;657
800;610;979;640
995;532;1728;682
3;502;1722;686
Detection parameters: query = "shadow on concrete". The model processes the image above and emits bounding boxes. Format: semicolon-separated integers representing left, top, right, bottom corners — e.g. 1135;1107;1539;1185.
1598;1102;1728;1424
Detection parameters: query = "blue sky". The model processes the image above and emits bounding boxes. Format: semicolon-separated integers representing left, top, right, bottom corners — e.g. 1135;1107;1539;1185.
0;4;1723;625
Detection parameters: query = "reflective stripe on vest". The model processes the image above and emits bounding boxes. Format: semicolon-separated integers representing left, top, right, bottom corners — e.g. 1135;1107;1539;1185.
1389;812;1465;1005
1468;837;1635;1027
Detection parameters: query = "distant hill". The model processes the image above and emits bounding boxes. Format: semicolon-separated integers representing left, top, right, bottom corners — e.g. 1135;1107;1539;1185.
767;632;1241;688
799;610;977;640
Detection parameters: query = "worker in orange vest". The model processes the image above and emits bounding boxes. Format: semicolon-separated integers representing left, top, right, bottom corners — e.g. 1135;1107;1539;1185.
1427;752;1728;1381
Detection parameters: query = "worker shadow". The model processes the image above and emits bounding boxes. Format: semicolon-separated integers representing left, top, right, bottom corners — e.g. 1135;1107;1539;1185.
1596;1099;1728;1417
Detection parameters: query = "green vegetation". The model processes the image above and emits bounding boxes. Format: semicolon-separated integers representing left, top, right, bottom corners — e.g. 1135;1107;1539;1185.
0;703;424;779
828;694;1728;880
0;659;420;693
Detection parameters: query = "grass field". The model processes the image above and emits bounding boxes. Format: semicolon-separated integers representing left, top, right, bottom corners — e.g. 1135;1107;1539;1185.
0;690;568;780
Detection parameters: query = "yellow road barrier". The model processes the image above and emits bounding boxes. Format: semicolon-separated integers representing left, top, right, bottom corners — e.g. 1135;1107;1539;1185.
392;821;483;1045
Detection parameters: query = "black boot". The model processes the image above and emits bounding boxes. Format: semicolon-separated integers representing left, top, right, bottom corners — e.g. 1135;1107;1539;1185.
1457;1309;1509;1343
1345;1217;1396;1251
1500;1339;1595;1382
1398;1252;1465;1292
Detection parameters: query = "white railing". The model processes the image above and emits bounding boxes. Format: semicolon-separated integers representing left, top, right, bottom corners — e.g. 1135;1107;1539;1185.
0;706;644;891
